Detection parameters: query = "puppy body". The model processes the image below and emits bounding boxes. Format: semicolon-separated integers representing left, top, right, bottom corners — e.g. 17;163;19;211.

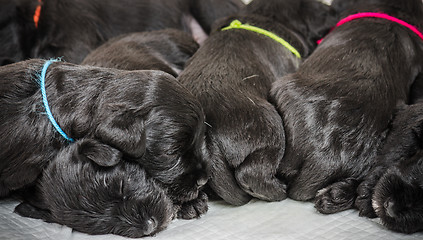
271;0;423;213
0;0;244;64
355;103;423;233
0;59;207;210
82;29;199;76
178;0;336;205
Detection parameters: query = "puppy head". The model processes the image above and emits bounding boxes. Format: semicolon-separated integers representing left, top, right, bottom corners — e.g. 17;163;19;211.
89;69;208;203
241;0;338;50
190;0;245;34
38;139;174;238
372;151;423;233
82;29;199;76
140;91;209;203
0;0;95;64
0;0;39;65
129;72;209;203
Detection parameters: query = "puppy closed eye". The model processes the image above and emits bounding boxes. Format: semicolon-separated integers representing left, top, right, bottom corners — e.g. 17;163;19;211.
119;179;124;197
330;189;348;203
116;179;129;201
103;176;127;200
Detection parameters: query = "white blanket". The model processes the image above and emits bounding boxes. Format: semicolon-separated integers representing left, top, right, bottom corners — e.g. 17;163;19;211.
1;198;422;240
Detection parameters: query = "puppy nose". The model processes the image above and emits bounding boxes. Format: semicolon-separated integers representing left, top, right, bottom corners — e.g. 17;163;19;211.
144;217;158;236
196;178;208;188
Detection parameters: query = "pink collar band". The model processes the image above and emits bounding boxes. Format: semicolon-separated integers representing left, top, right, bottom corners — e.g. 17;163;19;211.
317;12;423;44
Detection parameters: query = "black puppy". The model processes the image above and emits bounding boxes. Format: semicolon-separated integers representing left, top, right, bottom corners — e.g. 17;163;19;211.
0;0;243;64
177;0;336;205
15;139;175;238
82;28;209;219
0;59;208;221
270;0;423;214
82;29;199;77
354;103;423;233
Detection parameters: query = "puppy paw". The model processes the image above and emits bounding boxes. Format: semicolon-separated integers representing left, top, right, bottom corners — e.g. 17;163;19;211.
176;191;208;219
235;149;287;202
315;179;358;214
355;180;377;218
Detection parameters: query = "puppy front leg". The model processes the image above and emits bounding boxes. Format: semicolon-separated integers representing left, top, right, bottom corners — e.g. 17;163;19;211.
355;166;387;218
176;191;208;220
314;178;359;214
235;148;287;202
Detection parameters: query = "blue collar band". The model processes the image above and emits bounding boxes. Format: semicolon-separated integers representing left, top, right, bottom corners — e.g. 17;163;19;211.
39;59;74;142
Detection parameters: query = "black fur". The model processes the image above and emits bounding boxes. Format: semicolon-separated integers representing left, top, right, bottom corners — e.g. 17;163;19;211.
0;0;243;64
82;28;210;220
177;0;336;205
15;140;174;238
190;0;245;34
355;103;423;233
270;0;423;214
82;29;199;76
0;59;208;235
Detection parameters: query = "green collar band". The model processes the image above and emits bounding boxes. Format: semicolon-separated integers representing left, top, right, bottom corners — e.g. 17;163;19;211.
222;20;301;59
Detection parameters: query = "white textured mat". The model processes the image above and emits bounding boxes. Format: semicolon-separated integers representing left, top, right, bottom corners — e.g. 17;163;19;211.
1;198;422;240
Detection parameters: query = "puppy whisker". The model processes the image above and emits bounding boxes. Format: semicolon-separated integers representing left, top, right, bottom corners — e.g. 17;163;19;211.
242;74;259;81
204;122;213;128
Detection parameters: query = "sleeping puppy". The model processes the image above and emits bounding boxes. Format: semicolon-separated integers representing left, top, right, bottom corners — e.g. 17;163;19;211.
177;0;336;205
15;139;174;238
81;30;207;219
355;103;423;233
82;29;199;77
0;59;208;219
270;0;423;214
0;0;244;65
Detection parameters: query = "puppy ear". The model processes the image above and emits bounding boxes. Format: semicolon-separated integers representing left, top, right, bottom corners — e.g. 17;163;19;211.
14;202;53;222
95;106;146;158
77;139;123;167
302;1;338;44
330;0;357;15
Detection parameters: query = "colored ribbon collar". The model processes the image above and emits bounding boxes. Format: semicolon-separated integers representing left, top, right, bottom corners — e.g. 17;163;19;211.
39;59;74;142
318;12;423;44
222;20;301;59
33;0;42;28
